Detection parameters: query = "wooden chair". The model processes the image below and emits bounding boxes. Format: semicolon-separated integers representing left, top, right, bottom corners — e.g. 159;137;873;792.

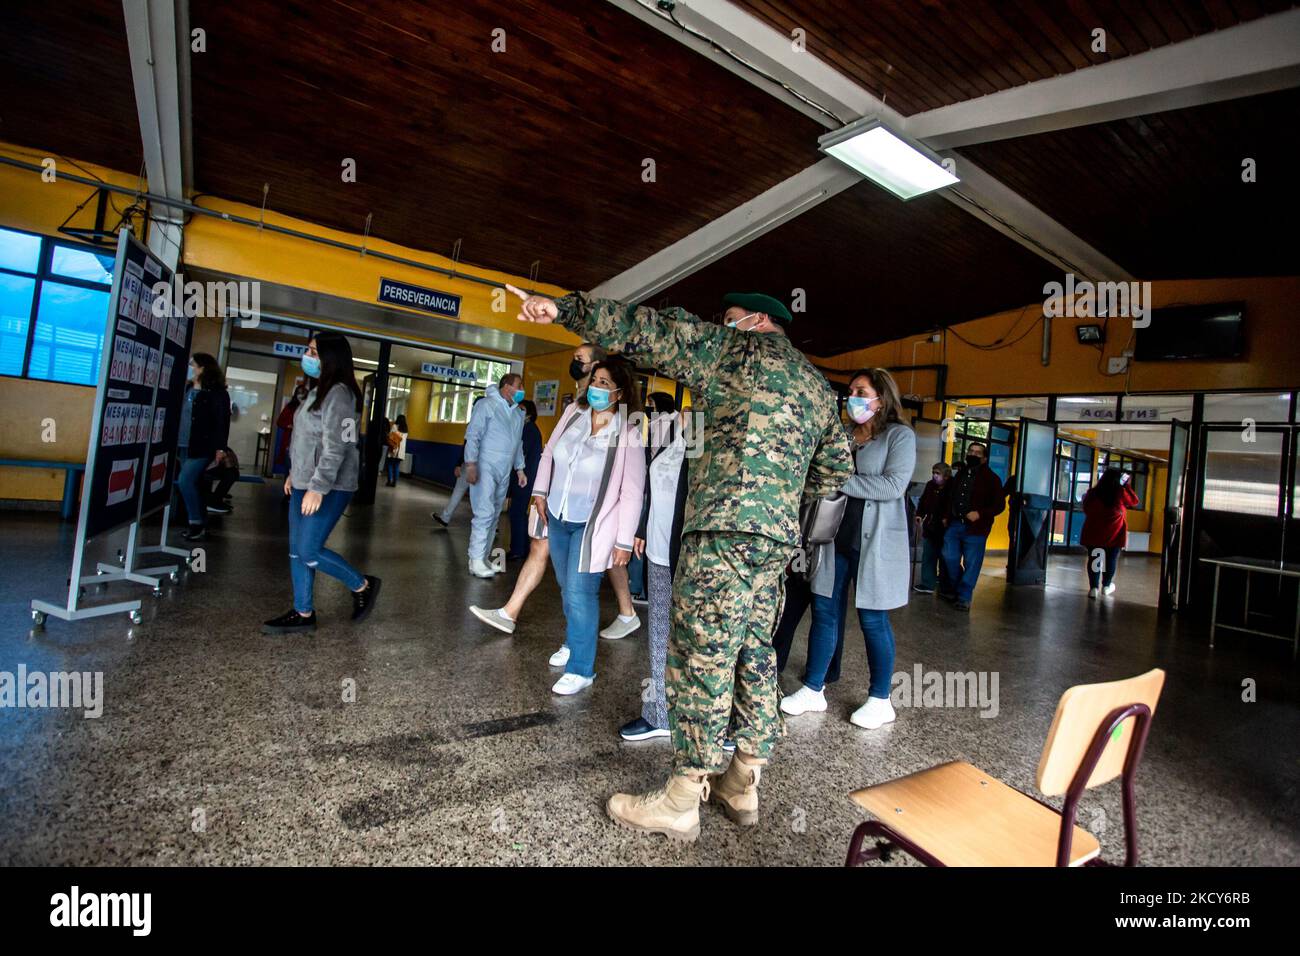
845;668;1165;867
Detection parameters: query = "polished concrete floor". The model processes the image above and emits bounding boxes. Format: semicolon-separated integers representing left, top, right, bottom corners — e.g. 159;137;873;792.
1;478;1297;866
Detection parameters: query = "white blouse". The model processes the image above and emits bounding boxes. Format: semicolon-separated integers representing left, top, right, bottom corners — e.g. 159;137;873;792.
548;411;617;523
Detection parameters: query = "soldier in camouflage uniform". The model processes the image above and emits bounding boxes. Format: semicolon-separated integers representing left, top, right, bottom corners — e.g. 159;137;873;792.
507;284;852;842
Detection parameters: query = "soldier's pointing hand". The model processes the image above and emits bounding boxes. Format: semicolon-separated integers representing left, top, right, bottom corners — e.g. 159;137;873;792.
505;284;559;324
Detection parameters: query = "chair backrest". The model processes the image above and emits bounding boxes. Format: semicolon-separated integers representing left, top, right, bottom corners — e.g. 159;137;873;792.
1035;669;1165;797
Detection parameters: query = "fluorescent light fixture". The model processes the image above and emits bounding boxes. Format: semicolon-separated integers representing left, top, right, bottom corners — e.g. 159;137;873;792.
818;117;959;200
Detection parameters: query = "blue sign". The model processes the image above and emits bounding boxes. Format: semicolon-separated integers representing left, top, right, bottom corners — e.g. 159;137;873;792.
378;278;461;318
421;362;476;382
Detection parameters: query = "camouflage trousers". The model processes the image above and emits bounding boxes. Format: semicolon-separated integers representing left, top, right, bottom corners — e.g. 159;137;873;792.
666;531;792;774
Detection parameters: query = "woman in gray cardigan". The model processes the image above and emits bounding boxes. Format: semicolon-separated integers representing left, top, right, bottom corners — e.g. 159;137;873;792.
781;368;915;729
262;332;381;635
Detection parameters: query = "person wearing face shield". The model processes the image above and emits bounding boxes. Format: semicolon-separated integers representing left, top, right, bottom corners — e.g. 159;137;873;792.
507;283;851;843
463;372;528;578
936;440;1005;610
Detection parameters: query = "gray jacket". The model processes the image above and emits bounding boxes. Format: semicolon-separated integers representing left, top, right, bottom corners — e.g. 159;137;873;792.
811;421;916;610
289;384;361;495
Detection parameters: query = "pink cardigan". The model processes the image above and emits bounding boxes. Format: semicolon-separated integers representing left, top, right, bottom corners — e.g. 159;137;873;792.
532;402;646;573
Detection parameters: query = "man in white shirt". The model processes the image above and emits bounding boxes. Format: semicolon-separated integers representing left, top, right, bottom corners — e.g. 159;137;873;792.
463;373;527;577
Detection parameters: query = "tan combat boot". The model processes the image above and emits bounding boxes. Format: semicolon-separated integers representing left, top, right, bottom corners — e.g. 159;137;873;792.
606;774;710;842
709;755;764;826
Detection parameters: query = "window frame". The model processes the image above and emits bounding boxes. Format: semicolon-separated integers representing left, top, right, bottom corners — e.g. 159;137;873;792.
0;225;118;387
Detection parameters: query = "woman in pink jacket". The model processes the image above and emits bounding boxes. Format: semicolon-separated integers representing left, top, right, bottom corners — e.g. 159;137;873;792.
531;360;646;695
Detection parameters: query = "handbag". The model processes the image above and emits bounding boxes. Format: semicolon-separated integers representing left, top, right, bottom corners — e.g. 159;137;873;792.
797;492;848;581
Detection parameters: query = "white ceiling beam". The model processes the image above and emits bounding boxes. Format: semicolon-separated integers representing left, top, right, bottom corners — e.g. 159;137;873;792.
604;0;1132;290
593;157;862;301
906;8;1300;150
122;0;191;269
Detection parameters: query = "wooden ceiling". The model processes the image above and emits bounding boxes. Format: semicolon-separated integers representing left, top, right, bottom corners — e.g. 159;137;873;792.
962;88;1300;279
656;179;1061;357
2;1;1297;358
728;0;1295;116
0;0;142;175
188;0;825;291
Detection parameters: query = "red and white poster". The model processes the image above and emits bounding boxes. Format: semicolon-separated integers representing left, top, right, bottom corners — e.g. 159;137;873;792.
105;459;137;506
148;452;169;493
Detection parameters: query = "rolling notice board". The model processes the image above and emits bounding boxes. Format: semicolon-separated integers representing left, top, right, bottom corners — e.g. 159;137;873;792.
83;231;184;540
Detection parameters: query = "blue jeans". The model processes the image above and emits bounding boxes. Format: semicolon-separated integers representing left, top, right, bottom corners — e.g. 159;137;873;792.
1086;546;1123;588
178;453;210;528
288;488;365;613
385;458;400;483
942;523;988;603
547;509;602;678
919;536;950;590
805;551;896;698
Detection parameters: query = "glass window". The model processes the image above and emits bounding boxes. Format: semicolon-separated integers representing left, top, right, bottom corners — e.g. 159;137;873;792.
994;396;1049;421
1203;392;1292;424
1055;395;1119;422
0;228;41;274
1201;430;1283;516
27;282;110;385
385;375;411;421
49;245;113;285
0;273;36;376
1119;394;1195;423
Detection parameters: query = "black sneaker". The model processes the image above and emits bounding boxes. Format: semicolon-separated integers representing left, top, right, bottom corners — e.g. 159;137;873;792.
619;717;670;741
954;600;971;612
181;526;206;541
913;584;935;594
351;575;382;622
432;513;449;527
262;609;317;635
938;590;957;602
206;503;231;515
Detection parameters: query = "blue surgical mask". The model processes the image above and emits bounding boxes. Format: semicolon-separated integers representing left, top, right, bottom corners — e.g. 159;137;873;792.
727;312;757;330
513;389;525;404
301;354;321;379
587;385;613;411
847;396;876;424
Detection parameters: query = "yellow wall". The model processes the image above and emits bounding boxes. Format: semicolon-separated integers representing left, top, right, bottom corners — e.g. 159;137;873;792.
0;141;590;501
820;276;1300;396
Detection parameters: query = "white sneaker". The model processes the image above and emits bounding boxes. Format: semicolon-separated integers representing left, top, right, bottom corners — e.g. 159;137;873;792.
1103;583;1116;596
470;605;515;634
468;558;495;578
552;672;594;695
600;613;641;640
850;696;896;730
780;684;827;716
1088;587;1098;599
548;645;571;667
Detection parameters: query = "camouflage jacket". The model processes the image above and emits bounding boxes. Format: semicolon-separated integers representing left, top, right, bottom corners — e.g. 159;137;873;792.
555;293;853;548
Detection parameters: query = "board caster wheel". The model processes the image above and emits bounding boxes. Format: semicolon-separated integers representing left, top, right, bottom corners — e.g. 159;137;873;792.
31;610;46;627
129;610;143;625
169;571;180;584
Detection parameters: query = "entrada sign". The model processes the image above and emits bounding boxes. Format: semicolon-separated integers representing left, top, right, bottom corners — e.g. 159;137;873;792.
378;278;461;318
421;362;476;382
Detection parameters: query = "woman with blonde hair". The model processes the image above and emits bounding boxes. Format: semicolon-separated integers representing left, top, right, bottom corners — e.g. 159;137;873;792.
781;367;915;729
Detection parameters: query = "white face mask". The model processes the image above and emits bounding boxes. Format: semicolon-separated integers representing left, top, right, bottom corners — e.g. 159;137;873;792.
726;312;758;331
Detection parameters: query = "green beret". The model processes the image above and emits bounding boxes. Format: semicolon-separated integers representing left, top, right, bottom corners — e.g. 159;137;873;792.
722;292;793;325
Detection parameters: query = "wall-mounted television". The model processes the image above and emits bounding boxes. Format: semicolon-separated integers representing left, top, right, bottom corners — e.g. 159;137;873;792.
1134;302;1245;361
